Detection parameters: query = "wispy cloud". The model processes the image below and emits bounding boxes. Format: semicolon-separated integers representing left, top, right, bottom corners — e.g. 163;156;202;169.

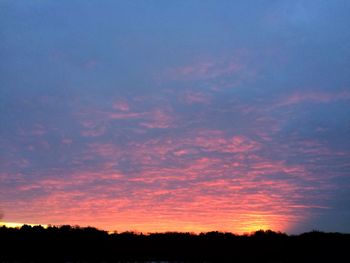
181;91;211;105
166;59;243;81
113;100;130;111
276;91;350;107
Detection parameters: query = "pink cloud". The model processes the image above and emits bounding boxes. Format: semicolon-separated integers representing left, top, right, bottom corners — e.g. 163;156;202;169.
156;51;259;92
81;127;106;137
61;138;73;145
166;57;244;81
77;96;179;136
107;112;145;120
31;124;47;136
38;140;50;150
6;94;341;234
2;147;322;234
79;117;107;137
173;148;198;156
192;131;261;154
78;106;146;138
18;124;47;137
140;109;174;129
87;143;122;158
277;91;350;107
112;100;130;111
182;91;211;105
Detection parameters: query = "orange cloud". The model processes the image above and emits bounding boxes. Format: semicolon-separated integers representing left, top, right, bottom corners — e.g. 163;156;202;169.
3;92;340;234
1;153;318;234
2;128;317;233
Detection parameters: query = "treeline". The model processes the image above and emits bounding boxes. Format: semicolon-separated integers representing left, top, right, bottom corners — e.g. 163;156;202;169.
0;225;349;262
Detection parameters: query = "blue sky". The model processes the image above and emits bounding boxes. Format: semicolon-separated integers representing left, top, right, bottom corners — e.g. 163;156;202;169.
1;0;350;233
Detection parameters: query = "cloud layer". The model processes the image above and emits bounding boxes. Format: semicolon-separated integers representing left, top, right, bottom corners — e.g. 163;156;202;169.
1;0;350;234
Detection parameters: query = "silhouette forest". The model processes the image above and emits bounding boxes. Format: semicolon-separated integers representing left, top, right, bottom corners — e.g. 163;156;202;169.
0;225;349;262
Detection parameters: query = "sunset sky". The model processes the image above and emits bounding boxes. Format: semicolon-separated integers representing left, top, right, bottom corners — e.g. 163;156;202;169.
1;0;350;234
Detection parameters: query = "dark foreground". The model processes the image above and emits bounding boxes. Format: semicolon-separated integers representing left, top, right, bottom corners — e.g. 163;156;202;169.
1;225;349;262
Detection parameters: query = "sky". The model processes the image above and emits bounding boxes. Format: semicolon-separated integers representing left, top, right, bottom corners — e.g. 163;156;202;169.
1;0;350;234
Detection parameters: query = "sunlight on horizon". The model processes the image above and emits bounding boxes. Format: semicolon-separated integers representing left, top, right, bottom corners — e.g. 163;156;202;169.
0;220;287;234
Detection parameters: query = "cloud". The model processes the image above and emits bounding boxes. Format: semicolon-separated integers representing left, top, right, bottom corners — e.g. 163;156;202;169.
88;143;121;158
113;100;130;112
4;117;328;233
276;91;350;107
81;128;106;137
3;85;347;233
140;109;175;129
181;91;211;105
78;99;177;136
166;58;244;82
61;138;73;145
193;132;260;154
17;124;47;137
2;0;350;234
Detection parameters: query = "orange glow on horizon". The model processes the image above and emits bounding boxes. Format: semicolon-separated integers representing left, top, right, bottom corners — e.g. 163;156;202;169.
236;216;281;234
1;212;292;234
1;129;308;235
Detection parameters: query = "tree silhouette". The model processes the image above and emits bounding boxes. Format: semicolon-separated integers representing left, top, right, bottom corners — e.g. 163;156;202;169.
0;225;349;262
